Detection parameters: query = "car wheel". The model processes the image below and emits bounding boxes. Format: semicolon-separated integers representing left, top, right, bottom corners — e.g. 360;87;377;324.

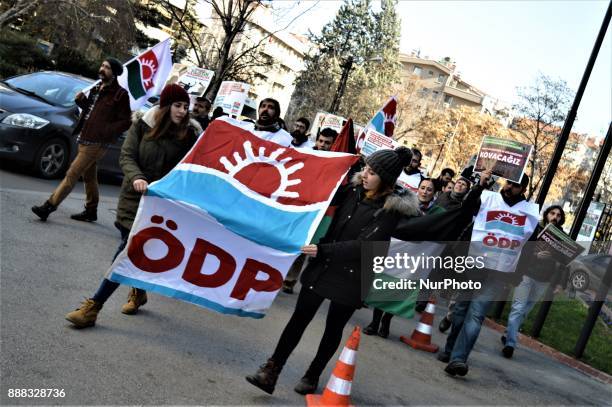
570;270;590;291
34;138;69;179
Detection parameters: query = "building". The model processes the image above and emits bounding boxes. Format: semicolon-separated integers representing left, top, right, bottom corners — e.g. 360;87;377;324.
197;2;313;118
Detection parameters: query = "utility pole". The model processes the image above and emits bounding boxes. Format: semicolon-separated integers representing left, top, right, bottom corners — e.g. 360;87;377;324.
329;56;354;114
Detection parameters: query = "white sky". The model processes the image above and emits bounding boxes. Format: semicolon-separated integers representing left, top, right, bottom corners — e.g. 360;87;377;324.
277;0;611;137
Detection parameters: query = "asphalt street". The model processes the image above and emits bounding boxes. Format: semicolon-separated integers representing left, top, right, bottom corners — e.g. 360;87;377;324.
1;167;610;406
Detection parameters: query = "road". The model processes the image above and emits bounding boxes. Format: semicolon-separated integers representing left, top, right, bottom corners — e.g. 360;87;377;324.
1;167;610;406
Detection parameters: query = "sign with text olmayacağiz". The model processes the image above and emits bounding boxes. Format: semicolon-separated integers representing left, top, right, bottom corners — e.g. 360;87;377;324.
474;136;533;183
536;223;585;265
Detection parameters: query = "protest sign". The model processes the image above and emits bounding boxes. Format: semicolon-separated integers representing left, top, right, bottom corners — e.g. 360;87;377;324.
356;97;397;152
310;112;347;141
108;118;358;318
474;136;533;183
168;65;214;97
536;223;585;265
577;201;606;252
213;81;250;117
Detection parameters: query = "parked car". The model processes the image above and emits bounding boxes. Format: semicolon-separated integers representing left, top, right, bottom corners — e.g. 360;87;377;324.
0;71;125;179
568;254;611;292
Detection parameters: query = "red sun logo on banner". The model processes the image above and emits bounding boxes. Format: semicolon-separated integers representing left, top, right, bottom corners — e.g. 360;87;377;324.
138;50;159;90
220;141;303;200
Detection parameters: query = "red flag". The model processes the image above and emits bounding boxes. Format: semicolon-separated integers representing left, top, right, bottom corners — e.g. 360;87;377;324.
331;118;357;154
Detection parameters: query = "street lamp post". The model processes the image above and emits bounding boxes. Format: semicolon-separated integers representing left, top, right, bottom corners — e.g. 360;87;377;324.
329;56;355;114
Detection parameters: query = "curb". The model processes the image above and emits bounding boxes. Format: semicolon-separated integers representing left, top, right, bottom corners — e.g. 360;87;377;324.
484;318;612;385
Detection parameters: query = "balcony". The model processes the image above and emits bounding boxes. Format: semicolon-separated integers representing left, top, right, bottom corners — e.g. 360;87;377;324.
443;85;483;104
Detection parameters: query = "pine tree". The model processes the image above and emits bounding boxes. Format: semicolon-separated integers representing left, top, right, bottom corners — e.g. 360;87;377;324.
287;0;401;124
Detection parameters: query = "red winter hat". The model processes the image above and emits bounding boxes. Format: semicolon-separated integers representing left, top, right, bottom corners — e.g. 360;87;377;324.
159;84;189;108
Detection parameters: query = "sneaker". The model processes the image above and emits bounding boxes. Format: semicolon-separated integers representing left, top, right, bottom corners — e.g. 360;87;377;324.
66;298;102;328
502;345;514;359
439;316;452;333
444;361;469;377
31;201;56;221
437;351;450;363
294;376;318;395
70;209;97;222
246;358;283;395
121;288;147;315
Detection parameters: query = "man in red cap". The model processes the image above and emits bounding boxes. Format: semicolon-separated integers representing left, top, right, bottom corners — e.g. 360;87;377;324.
32;57;131;222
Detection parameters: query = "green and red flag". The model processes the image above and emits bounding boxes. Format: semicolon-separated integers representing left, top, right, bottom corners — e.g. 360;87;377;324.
117;39;173;110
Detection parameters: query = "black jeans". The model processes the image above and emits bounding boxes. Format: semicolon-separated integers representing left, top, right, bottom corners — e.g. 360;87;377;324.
271;288;356;379
369;308;394;329
92;224;144;304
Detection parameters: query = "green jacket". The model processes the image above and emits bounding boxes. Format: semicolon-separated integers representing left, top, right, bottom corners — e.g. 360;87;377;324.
115;106;201;230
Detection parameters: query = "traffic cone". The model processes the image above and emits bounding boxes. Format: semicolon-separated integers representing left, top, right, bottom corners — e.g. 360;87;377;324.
400;297;439;353
306;326;360;407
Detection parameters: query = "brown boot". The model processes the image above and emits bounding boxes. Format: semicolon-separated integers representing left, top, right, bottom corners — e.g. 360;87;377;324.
121;288;147;315
66;298;102;328
245;358;283;394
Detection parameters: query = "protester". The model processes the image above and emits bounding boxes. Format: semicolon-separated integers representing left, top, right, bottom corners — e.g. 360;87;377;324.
433;168;455;192
291;117;314;148
192;96;211;131
443;180;455;194
417;178;444;215
211;106;227;120
501;205;566;358
252;98;292;146
32;57;131;222
435;177;471;211
65;84;201;328
246;147;418;396
404;148;424;177
314;128;337;151
438;174;539;377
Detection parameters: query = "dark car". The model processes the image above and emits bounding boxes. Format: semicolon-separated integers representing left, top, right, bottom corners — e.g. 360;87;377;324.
568;254;611;292
0;71;126;179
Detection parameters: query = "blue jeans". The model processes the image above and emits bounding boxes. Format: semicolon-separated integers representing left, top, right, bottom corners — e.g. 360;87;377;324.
504;276;549;348
445;279;506;363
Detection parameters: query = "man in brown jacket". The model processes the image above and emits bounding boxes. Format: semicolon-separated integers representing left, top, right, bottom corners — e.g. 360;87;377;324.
32;57;132;222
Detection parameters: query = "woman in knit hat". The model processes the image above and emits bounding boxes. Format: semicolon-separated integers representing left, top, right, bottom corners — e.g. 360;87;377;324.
65;84;202;328
246;147;420;396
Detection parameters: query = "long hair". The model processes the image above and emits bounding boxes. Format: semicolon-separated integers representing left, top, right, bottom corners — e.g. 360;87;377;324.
146;105;190;140
543;205;566;226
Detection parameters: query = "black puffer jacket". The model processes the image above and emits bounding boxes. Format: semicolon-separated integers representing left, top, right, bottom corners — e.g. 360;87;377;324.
301;173;420;308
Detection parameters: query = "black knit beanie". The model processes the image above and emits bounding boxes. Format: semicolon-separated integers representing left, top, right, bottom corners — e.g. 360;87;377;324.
365;146;413;186
104;57;124;78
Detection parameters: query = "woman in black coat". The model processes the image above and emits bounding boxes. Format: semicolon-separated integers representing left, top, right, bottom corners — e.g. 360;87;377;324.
246;147;418;396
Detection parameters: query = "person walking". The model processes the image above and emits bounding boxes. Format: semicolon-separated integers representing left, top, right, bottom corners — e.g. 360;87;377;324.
501;205;566;358
246;147;418;395
32;57;131;222
65;84;201;328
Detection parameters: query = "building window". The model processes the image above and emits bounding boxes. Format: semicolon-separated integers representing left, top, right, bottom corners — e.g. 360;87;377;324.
436;74;445;83
413;66;422;75
444;95;453;105
432;90;440;97
428;70;434;76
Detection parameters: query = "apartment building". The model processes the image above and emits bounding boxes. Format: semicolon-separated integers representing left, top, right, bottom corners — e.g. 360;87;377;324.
399;52;486;109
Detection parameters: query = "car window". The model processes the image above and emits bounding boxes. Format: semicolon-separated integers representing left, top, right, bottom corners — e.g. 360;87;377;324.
5;72;92;108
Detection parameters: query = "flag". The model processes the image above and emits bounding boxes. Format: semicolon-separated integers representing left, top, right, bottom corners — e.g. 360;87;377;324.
117;39;173;110
107;118;358;318
356;97;398;152
331;118;356;154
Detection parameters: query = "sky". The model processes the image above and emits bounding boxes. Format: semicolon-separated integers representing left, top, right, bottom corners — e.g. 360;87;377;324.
277;0;611;137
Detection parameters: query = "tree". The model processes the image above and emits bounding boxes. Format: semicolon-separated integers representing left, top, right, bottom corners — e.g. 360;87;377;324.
286;0;401;124
510;73;575;200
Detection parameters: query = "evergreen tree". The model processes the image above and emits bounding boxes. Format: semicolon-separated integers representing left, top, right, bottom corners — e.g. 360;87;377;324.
287;0;401;124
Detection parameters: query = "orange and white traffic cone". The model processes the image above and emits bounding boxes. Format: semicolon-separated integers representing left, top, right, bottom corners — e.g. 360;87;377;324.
400;297;439;353
306;326;360;407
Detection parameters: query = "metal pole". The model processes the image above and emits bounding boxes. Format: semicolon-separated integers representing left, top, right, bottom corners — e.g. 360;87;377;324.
535;1;611;208
329;56;354;114
574;260;612;358
527;2;611;336
531;122;612;337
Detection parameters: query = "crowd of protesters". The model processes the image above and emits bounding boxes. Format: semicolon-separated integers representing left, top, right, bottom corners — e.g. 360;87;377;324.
29;56;571;397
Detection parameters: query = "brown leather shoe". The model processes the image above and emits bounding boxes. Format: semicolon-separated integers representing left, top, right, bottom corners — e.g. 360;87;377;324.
245;358;283;394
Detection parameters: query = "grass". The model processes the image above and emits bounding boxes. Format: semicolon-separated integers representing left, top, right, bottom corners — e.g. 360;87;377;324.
494;294;612;375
